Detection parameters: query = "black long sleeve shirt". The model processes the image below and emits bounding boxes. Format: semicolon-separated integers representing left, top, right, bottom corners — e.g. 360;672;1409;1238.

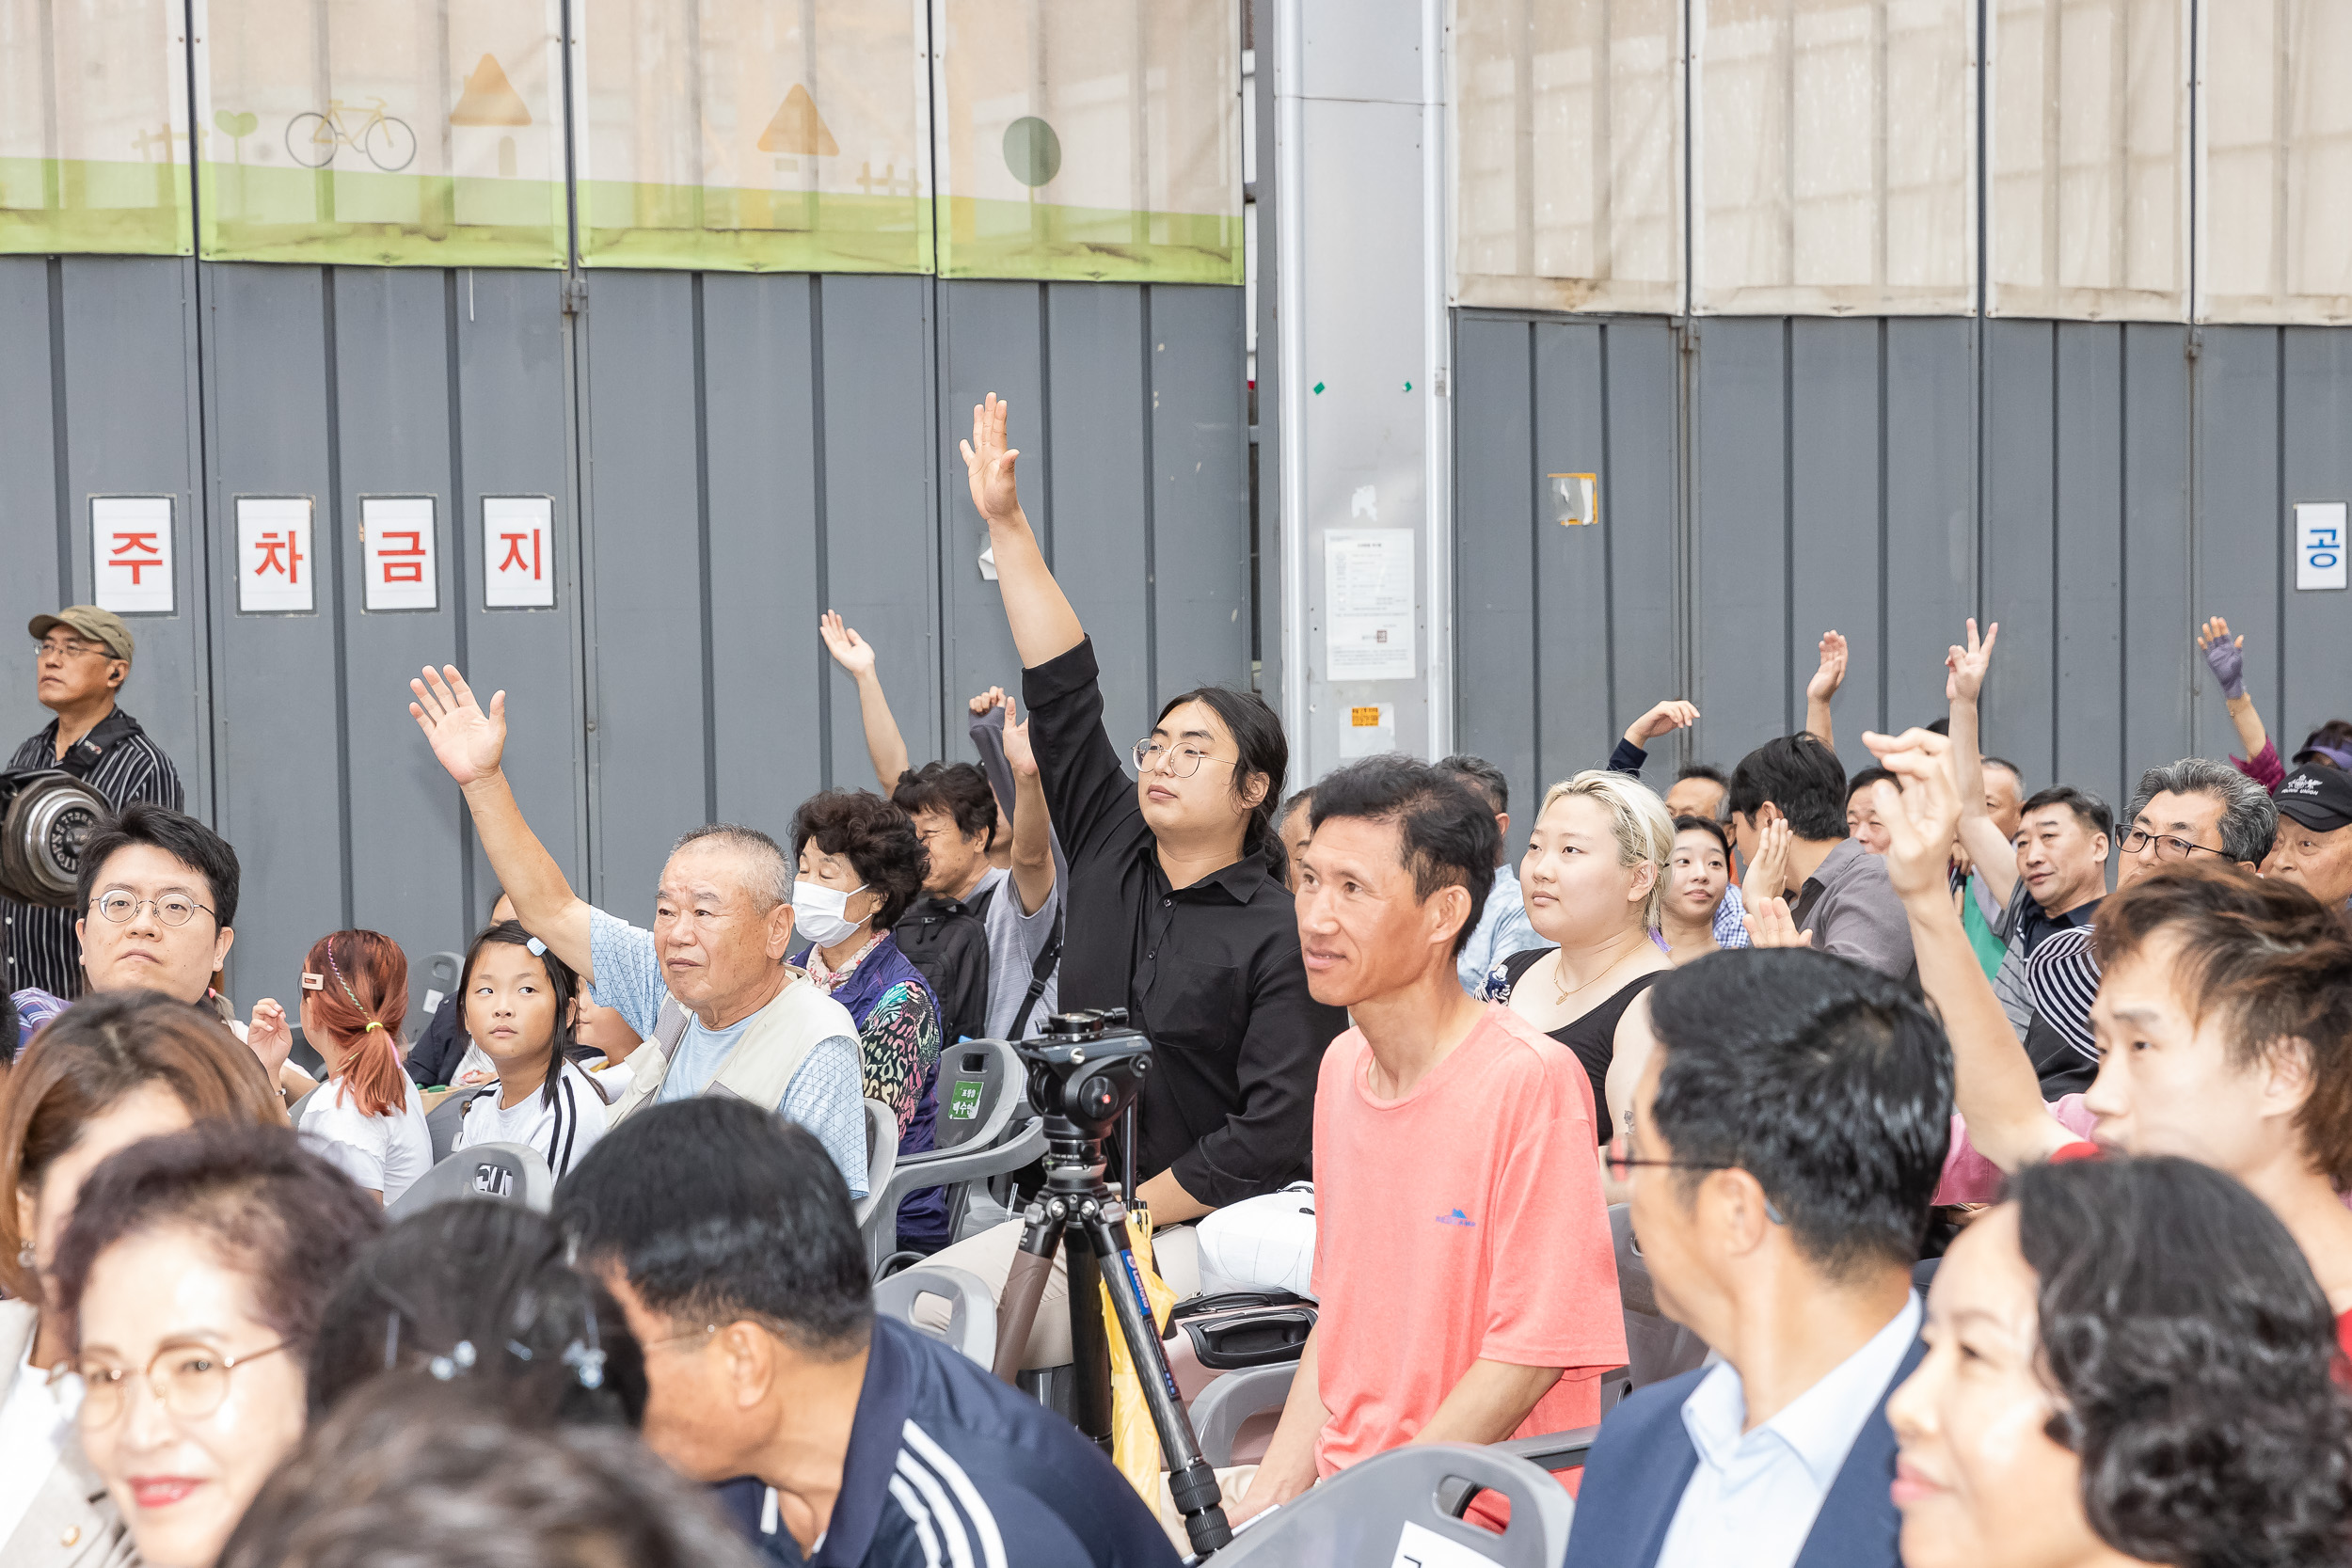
1021;639;1346;1206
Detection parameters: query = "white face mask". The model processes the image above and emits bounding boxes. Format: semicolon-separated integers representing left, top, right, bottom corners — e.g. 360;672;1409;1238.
792;879;869;948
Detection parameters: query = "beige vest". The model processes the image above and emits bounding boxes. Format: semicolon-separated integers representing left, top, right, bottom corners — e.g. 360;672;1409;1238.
605;971;853;1125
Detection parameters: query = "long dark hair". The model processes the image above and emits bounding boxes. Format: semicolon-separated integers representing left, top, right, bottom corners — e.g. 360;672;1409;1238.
1156;686;1288;861
459;921;580;1112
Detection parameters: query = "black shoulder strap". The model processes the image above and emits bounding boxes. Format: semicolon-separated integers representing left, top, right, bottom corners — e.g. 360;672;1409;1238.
52;709;139;783
1008;909;1064;1039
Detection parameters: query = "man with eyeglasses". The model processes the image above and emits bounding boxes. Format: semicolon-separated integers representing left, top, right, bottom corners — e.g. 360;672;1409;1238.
7;607;183;1006
1565;947;1950;1568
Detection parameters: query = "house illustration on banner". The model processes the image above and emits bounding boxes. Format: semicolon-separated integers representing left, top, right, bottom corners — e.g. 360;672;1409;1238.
759;84;836;172
451;55;531;177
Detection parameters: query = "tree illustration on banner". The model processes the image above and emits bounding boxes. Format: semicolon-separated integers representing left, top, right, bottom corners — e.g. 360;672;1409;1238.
214;110;260;165
1003;116;1061;188
758;84;837;172
451;55;532;178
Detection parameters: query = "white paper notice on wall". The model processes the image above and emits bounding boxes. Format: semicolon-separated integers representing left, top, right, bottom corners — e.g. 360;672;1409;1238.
362;497;438;611
2296;502;2347;591
1325;528;1416;681
1339;703;1395;759
91;497;175;614
483;497;556;609
236;497;314;613
1387;1520;1505;1568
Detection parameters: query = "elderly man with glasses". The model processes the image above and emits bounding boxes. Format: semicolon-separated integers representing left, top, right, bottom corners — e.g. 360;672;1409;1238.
8;607;183;1007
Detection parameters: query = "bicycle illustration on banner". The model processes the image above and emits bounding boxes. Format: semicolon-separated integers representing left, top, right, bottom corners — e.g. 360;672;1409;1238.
285;98;418;171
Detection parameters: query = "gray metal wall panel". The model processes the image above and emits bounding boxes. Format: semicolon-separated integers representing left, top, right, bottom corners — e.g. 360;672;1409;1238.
0;261;63;758
580;272;706;911
2193;326;2281;766
702;273;826;825
1147;286;1253;695
818;275;941;792
2280;328;2352;752
1981;320;2058;791
199;263;342;1010
1532;322;1612;794
2120;325;2193;785
1453;317;1539;851
1883;321;1978;734
59;258;211;819
2052;325;2126;810
1788;319;1885;747
936;281;1043;763
1601;321;1680;752
1691;318;1791;771
1044;284;1152;744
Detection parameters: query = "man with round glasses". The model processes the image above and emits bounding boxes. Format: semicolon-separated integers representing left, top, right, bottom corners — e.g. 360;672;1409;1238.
10;803;239;1053
8;607;183;1006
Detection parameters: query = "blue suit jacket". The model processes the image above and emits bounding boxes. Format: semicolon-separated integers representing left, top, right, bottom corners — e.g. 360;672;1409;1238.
1561;1334;1927;1568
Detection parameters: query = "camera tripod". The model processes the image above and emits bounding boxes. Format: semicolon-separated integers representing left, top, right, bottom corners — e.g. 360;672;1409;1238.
993;1111;1232;1558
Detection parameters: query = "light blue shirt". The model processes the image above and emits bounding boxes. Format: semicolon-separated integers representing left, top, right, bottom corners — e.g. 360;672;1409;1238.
1653;1291;1923;1568
587;908;869;1197
1455;864;1549;995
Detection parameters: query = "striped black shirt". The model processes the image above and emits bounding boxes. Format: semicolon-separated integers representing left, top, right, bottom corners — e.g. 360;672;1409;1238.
4;708;184;999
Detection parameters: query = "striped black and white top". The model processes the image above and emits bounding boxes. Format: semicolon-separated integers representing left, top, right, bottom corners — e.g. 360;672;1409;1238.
4;707;184;999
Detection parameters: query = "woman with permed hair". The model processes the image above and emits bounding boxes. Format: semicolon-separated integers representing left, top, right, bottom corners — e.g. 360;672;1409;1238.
1889;1154;2352;1568
787;788;946;1250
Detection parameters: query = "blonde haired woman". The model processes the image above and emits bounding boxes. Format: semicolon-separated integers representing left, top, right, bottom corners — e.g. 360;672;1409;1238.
1480;769;1676;1145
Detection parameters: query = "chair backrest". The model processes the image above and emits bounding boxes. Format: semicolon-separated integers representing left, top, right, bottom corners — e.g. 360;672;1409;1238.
930;1037;1023;1153
1213;1442;1571;1568
872;1263;999;1368
1612;1203;1710;1388
389;1141;553;1221
425;1089;471;1163
851;1100;899;1241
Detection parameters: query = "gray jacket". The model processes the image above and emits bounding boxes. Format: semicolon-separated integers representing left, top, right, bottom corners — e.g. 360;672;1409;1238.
0;1301;138;1568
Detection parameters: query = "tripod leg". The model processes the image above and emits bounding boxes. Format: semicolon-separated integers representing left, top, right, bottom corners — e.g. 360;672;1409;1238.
1066;1227;1114;1454
991;1210;1062;1383
1081;1207;1232;1557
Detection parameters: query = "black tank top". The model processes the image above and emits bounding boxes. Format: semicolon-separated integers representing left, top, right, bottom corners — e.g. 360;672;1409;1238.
1496;948;1662;1145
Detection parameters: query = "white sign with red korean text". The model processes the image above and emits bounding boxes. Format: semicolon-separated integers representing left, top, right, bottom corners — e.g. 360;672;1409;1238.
91;497;175;614
237;497;314;612
362;497;438;611
482;497;556;608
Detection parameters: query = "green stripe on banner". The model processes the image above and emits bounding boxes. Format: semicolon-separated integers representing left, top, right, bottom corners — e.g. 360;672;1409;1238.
0;159;194;256
197;162;565;267
934;197;1241;284
578;182;933;274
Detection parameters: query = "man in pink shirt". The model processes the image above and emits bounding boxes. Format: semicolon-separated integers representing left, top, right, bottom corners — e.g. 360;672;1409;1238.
1230;756;1625;1523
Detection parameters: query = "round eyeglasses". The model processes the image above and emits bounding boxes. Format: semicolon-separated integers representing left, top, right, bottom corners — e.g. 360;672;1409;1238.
72;1339;295;1428
2119;828;2225;863
90;892;217;928
1132;739;1238;779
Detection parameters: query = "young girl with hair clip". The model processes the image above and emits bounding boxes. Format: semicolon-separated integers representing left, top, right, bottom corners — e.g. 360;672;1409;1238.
452;921;606;1180
293;929;433;1205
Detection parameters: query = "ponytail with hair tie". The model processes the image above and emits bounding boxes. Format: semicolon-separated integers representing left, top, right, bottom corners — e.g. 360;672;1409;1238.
305;929;412;1119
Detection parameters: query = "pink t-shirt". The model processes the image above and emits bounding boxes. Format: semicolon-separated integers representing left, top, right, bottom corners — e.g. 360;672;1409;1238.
1311;1006;1628;1478
1934;1097;2098;1204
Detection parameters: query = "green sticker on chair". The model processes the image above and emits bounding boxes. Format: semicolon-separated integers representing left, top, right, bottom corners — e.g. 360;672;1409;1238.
947;1081;984;1121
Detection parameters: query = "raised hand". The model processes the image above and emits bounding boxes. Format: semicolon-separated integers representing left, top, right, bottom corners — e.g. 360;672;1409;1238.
1807;630;1850;703
409;665;506;786
247;998;294;1084
1002;693;1038;778
1742;816;1793;904
1625;699;1700;747
1862;727;1962;900
1944;618;1999;705
1743;895;1815;949
968;684;1007;719
2197;614;2248;700
960;392;1023;526
819;610;878;679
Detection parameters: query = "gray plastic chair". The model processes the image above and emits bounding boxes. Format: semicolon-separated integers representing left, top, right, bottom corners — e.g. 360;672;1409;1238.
1211;1442;1572;1568
1613;1202;1711;1388
425;1089;472;1163
851;1099;899;1254
1191;1362;1295;1468
872;1263;999;1368
867;1038;1047;1271
388;1140;553;1221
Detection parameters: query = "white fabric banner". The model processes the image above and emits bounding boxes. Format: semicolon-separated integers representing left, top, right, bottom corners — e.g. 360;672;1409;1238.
2198;0;2352;325
0;0;191;252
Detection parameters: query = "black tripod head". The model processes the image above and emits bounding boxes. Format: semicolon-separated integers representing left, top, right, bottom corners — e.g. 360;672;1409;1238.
1016;1008;1153;1148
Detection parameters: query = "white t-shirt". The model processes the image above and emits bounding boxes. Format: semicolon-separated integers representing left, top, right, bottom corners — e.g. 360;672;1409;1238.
452;1059;608;1181
299;1075;434;1204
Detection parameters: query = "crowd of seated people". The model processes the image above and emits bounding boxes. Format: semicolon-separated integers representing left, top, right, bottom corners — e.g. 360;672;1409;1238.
0;389;2347;1568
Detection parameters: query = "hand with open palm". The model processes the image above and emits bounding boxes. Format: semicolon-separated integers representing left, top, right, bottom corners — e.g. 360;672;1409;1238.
408;665;506;787
960;392;1024;526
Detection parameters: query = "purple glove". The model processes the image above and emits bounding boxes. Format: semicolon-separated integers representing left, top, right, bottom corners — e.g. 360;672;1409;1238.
2201;634;2247;701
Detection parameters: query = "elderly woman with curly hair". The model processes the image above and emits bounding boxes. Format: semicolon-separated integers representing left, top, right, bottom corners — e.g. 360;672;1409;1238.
788;789;945;1250
1890;1154;2352;1568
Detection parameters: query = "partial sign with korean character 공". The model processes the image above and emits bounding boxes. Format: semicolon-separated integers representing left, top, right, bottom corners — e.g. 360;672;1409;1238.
482;497;556;609
237;497;314;613
362;497;438;611
2296;501;2347;592
91;497;175;614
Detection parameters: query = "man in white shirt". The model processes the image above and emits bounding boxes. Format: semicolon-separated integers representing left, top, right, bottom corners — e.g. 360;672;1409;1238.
1565;946;1951;1568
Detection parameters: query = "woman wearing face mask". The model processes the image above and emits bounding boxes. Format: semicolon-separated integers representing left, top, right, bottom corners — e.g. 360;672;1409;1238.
272;931;431;1206
787;790;943;1249
0;994;285;1568
1482;771;1676;1148
451;922;606;1181
1889;1154;2352;1568
54;1121;383;1568
1657;815;1749;965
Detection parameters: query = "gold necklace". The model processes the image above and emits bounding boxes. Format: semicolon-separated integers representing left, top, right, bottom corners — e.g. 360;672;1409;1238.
1549;935;1644;1006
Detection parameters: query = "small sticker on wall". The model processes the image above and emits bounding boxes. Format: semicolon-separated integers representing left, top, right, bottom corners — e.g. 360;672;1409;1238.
2296;501;2346;591
92;497;175;614
362;497;438;611
237;497;314;613
1548;472;1597;527
1339;703;1395;759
